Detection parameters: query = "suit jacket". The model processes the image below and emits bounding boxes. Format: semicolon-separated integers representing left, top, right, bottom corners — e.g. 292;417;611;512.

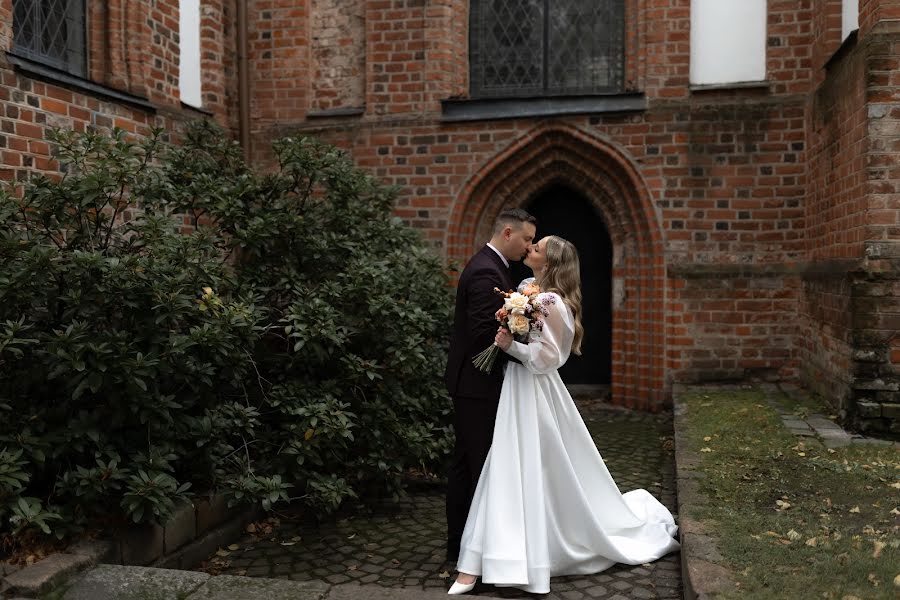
445;245;516;400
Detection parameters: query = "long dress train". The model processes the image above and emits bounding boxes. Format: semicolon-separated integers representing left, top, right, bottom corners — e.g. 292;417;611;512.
455;290;679;594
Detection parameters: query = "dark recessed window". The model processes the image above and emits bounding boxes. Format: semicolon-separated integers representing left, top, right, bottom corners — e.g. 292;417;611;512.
13;0;87;77
469;0;624;98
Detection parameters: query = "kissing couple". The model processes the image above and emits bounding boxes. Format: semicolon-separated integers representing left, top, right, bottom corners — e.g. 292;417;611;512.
444;208;679;595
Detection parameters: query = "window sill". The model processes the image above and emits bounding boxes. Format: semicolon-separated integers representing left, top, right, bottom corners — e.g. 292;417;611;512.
180;101;214;117
307;107;365;119
7;52;156;112
824;29;858;71
689;80;771;93
440;93;646;122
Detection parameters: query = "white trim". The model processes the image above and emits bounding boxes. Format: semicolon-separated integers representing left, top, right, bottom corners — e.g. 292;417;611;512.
690;0;767;86
842;0;859;41
179;0;202;108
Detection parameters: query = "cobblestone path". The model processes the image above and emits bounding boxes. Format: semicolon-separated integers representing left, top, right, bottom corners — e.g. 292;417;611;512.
198;401;682;599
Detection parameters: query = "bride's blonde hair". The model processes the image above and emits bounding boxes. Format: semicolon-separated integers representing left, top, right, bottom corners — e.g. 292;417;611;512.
536;236;584;355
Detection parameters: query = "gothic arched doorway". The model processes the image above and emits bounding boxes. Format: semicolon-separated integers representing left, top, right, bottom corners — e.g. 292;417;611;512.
449;124;668;410
510;183;612;386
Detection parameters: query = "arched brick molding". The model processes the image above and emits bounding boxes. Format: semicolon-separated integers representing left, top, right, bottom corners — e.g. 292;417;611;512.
448;124;668;410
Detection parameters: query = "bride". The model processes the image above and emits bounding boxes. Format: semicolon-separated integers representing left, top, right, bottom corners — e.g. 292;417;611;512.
449;235;680;595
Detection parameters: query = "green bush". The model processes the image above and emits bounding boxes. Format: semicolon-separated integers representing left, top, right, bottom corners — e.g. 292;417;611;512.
0;122;452;545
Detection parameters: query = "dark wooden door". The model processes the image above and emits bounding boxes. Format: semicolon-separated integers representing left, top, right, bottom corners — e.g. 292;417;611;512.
510;184;612;384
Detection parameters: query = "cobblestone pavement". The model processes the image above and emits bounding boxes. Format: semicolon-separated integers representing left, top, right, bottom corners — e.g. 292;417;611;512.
197;400;682;599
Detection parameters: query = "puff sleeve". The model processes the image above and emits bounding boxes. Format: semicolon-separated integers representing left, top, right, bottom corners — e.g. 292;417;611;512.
503;293;574;374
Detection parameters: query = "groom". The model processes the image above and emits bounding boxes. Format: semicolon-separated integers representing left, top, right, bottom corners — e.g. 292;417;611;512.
444;208;537;562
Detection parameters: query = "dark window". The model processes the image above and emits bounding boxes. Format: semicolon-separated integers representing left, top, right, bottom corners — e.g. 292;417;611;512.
469;0;624;98
13;0;87;77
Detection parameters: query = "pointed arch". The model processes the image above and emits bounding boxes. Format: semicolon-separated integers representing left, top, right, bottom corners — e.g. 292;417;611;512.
448;123;669;410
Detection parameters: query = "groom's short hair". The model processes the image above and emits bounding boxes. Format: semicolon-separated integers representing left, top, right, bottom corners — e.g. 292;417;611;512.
492;208;537;234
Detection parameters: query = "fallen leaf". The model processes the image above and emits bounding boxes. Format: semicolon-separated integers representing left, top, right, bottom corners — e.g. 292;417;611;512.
439;571;451;578
347;533;356;539
235;569;247;576
868;573;880;587
805;537;817;547
872;541;885;558
391;559;401;565
245;523;257;533
797;452;806;457
891;508;900;516
291;535;301;542
700;447;712;453
280;541;295;546
703;436;712;442
786;529;801;541
215;549;230;557
893;573;900;587
348;565;358;571
889;482;900;490
227;544;239;551
849;506;860;514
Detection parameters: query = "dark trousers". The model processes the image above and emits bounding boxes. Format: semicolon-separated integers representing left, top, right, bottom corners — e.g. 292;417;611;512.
445;394;499;560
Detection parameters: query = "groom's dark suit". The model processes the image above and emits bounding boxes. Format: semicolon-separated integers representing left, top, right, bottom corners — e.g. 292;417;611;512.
445;244;517;561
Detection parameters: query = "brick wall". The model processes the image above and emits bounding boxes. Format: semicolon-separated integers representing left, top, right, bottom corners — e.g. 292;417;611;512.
0;0;235;181
246;0;829;410
851;19;900;434
365;0;428;116
859;0;900;37
799;11;900;433
311;0;365;112
1;0;898;421
248;0;309;124
200;0;237;126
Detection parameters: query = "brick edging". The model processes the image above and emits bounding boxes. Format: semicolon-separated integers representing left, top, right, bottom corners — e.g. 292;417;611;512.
671;385;736;600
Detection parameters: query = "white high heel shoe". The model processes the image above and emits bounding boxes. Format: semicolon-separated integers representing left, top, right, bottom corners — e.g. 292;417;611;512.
448;575;477;595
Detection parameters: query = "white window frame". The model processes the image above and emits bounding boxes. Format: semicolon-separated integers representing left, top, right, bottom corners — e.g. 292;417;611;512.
690;0;767;86
842;0;859;41
179;0;203;107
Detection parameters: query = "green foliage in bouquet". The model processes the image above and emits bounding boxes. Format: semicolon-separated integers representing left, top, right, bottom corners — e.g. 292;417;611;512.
0;121;452;543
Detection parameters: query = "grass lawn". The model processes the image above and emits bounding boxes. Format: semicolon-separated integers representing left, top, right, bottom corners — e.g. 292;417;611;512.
680;389;899;600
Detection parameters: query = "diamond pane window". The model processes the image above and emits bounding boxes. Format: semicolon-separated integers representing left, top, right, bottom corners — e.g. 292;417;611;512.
13;0;87;77
470;0;624;98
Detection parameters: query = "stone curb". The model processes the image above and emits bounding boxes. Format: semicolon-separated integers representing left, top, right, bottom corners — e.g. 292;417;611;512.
773;383;900;448
671;385;736;600
0;494;259;599
17;563;506;600
2;552;95;598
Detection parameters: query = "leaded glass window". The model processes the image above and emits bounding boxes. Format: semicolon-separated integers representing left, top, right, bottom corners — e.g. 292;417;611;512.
13;0;87;77
470;0;624;98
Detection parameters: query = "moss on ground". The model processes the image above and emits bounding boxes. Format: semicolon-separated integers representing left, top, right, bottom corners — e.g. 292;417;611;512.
681;389;899;599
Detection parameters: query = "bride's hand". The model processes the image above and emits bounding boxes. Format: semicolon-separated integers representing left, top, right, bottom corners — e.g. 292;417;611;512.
495;327;513;351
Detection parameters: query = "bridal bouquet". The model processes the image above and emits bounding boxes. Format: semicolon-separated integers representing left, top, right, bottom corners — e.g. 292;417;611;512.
472;280;550;373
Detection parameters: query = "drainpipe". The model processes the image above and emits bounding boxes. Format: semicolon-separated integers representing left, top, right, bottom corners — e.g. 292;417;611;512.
237;0;251;162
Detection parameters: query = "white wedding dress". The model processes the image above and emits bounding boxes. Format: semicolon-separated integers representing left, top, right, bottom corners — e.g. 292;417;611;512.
456;288;680;594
